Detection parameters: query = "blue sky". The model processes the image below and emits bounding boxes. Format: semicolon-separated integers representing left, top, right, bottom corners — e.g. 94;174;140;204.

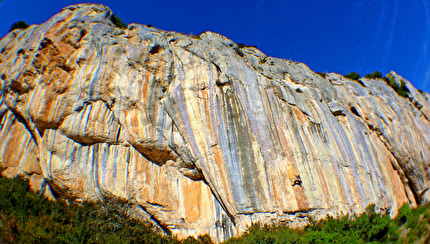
1;0;429;92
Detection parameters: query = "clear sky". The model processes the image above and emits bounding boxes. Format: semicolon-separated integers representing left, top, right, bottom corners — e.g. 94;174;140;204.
1;0;429;92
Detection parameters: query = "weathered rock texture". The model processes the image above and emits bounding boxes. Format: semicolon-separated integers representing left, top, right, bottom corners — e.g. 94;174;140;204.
1;4;430;242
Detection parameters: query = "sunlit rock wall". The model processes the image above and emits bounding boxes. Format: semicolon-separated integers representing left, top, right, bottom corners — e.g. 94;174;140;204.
1;4;430;242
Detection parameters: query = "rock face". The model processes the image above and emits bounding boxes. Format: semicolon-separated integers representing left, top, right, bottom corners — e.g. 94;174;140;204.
1;4;430;242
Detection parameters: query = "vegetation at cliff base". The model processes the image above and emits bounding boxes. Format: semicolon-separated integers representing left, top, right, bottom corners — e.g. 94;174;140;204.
225;204;430;244
0;174;209;243
9;21;29;32
1;174;429;243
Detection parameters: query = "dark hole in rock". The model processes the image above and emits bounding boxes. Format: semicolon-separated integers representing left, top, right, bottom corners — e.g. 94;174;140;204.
149;45;161;55
350;106;361;117
357;80;366;87
40;37;53;49
58;64;73;73
78;29;87;43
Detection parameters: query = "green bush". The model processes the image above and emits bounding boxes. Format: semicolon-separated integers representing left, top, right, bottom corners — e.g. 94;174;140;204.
385;76;410;97
9;21;29;32
234;47;244;57
344;72;360;80
236;43;258;49
365;71;383;79
0;175;185;243
316;72;326;78
191;35;202;40
259;57;267;64
2;173;429;243
110;13;127;29
226;203;430;244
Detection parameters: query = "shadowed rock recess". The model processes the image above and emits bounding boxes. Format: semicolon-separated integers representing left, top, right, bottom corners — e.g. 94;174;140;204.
1;3;430;242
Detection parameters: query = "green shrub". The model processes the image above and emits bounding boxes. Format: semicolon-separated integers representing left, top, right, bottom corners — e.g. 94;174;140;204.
0;174;183;243
259;57;267;64
236;43;258;49
365;71;383;79
392;203;430;243
345;72;360;80
191;35;202;40
295;88;302;93
234;47;244;57
2;173;430;244
110;13;127;29
316;72;326;78
9;21;29;32
385;76;410;97
225;203;430;244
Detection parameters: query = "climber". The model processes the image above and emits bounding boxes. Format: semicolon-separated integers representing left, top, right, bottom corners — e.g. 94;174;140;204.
292;175;302;187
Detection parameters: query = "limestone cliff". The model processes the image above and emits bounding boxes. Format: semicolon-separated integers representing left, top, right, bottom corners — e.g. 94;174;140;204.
1;4;430;242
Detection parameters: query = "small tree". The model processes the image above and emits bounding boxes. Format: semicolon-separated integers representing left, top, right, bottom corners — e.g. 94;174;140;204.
386;76;409;97
365;71;383;79
237;43;245;48
110;14;127;29
9;21;29;32
345;72;360;80
317;72;327;78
